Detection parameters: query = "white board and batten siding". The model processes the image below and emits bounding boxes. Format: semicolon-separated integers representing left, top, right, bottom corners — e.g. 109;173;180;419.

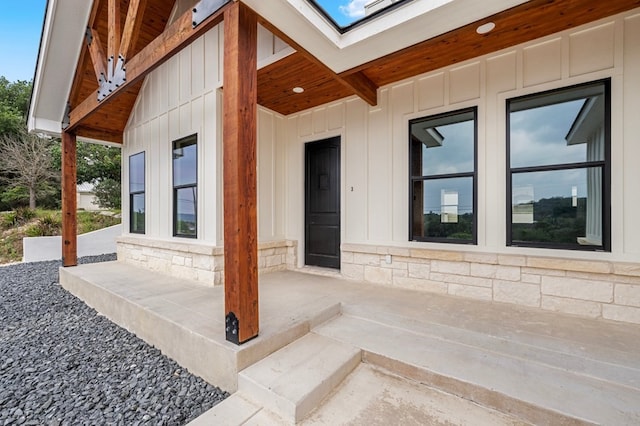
117;8;640;321
284;10;640;266
122;23;291;245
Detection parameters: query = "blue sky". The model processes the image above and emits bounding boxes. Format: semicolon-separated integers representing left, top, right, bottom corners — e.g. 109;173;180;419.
313;0;367;27
0;0;47;82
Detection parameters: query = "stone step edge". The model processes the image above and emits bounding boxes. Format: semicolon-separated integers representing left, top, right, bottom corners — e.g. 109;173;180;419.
236;302;343;372
238;333;362;423
364;351;595;426
186;393;264;426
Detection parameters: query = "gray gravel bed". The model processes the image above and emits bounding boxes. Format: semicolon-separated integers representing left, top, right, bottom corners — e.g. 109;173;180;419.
0;254;228;425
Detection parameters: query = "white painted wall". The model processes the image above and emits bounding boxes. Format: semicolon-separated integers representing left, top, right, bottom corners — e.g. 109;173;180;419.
122;19;291;245
122;7;640;265
284;10;640;265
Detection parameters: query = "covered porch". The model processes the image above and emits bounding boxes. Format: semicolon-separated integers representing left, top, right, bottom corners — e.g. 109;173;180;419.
60;261;640;424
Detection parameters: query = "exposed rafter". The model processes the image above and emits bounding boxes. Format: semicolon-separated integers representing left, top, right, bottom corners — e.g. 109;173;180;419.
107;0;121;62
86;28;107;84
120;0;147;60
68;0;102;108
61;0;640;140
68;0;232;131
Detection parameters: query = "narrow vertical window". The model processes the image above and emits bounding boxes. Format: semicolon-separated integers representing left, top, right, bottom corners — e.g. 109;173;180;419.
129;152;145;234
409;107;477;243
173;135;197;238
507;79;610;250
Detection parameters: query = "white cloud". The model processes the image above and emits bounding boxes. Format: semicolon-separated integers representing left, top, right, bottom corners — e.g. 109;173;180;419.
339;0;367;19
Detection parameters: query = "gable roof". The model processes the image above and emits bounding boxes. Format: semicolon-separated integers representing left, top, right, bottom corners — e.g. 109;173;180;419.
29;0;640;144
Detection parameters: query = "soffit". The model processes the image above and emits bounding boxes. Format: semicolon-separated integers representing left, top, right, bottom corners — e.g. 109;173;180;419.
256;0;640;115
34;0;640;142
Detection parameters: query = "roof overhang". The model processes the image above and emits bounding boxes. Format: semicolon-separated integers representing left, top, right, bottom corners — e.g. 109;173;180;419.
244;0;529;74
28;0;92;137
29;0;640;143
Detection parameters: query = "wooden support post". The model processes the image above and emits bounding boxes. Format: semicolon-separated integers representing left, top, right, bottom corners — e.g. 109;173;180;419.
61;131;78;267
223;2;258;345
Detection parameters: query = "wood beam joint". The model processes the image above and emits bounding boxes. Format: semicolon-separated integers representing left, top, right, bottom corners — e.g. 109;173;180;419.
68;0;231;130
257;17;378;107
339;71;377;106
193;0;231;28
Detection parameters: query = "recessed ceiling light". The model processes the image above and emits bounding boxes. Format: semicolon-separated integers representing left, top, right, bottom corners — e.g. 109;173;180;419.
292;87;304;94
476;22;495;35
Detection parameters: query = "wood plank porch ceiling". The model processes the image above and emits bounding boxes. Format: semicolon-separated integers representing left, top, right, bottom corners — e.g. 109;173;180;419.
69;0;640;142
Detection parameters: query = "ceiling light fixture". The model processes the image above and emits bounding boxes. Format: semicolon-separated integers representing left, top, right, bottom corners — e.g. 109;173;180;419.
476;22;495;35
292;87;304;93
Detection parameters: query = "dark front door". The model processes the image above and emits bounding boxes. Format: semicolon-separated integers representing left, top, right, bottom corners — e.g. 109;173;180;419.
305;137;340;269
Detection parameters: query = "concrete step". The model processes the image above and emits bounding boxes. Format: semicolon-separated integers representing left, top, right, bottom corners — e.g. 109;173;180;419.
238;333;361;423
187;393;263;426
189;363;534;426
59;262;343;392
302;363;531;426
314;313;640;425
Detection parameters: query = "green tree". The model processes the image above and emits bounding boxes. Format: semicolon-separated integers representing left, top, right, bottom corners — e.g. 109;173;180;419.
93;178;121;209
51;140;122;209
0;77;32;135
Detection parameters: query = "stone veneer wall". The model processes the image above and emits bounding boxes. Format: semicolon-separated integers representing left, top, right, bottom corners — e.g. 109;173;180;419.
341;243;640;325
116;236;297;286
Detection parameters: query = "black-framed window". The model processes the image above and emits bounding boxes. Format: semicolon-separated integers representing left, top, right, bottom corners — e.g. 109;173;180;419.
172;135;197;238
409;107;477;244
129;152;145;234
506;79;610;251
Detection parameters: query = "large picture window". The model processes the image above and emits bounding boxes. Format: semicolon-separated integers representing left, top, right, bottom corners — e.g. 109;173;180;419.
409;107;477;243
507;80;610;250
129;152;145;234
173;135;197;238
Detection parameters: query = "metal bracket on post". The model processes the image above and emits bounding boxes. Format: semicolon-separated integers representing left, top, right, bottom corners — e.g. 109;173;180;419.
85;27;93;45
98;55;127;102
192;0;230;28
62;102;71;129
225;312;239;345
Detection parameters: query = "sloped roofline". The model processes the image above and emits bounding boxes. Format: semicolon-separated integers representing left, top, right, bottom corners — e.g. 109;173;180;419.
28;0;92;137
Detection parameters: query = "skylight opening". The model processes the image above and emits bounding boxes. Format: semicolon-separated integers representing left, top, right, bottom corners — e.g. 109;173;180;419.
307;0;414;33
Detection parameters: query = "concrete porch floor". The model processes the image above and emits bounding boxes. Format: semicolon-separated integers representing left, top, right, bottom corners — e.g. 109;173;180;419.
60;262;640;425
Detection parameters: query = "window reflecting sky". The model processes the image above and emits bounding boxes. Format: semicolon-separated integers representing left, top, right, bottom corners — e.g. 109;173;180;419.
422;120;474;176
510;100;585;168
312;0;369;27
129;152;145;193
173;142;197;187
509;88;605;201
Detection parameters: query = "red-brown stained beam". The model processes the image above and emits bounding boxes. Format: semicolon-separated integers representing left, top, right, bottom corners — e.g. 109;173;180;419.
257;17;378;107
120;0;147;60
340;71;377;106
68;0;102;106
223;1;259;345
68;1;230;130
88;29;108;83
61;131;77;267
107;0;120;62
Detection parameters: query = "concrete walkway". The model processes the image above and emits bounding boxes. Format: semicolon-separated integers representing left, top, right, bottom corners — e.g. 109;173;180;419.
22;224;122;262
59;263;640;425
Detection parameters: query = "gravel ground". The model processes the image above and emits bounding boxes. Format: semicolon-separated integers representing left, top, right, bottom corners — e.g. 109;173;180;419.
0;254;229;426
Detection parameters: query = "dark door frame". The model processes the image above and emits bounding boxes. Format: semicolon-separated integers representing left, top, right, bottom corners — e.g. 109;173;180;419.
304;136;341;269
